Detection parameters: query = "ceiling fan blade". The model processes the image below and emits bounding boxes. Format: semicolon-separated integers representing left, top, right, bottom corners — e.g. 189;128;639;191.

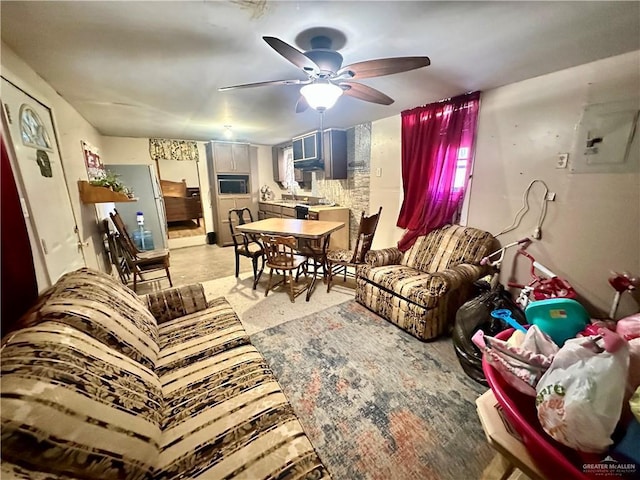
263;36;320;74
219;78;307;91
337;56;430;80
295;96;309;113
340;82;394;105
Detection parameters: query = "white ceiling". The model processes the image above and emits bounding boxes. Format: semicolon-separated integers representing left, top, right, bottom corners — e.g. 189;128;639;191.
2;1;639;146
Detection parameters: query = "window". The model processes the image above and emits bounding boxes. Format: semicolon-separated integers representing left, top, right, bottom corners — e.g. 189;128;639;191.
453;146;470;190
282;146;299;192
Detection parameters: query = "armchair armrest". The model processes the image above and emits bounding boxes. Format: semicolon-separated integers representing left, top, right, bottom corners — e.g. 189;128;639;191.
365;247;403;267
143;283;208;324
429;263;487;294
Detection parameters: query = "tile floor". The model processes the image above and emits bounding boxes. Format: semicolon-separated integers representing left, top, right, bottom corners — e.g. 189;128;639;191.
131;244;253;294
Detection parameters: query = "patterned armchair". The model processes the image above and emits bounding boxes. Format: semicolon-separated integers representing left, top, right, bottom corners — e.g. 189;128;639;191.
355;224;497;341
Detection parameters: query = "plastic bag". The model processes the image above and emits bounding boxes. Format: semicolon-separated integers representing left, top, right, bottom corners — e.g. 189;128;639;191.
535;328;630;453
473;325;558;396
453;281;526;384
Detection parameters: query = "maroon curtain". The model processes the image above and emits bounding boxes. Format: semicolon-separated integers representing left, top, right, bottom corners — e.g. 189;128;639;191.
397;91;481;251
1;134;38;334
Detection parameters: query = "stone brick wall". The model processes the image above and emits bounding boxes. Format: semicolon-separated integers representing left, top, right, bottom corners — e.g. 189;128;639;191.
315;122;371;246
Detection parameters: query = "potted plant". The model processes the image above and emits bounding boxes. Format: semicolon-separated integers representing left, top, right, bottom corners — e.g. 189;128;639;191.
89;170;134;198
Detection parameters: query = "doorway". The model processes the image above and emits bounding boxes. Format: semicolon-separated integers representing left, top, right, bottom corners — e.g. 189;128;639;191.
155;158;205;240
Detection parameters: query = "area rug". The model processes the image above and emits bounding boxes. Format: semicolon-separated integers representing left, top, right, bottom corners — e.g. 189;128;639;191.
250;300;494;480
200;271;352;336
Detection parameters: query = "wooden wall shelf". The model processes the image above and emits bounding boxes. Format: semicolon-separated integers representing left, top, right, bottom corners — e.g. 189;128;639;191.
78;180;135;204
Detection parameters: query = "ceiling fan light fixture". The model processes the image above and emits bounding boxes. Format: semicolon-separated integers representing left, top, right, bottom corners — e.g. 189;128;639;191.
300;82;343;111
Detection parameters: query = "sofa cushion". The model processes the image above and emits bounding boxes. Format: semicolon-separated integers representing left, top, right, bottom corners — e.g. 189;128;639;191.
155;297;250;378
17;268;160;370
1;322;162;480
156;343;329;480
402;225;495;272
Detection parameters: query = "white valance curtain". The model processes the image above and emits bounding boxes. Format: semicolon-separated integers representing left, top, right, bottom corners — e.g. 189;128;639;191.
149;138;199;162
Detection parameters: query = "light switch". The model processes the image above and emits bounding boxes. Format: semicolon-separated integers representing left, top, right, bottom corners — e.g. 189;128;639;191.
376;167;382;177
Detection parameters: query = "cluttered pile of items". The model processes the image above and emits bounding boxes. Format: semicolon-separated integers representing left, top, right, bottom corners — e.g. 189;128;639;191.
453;239;639;479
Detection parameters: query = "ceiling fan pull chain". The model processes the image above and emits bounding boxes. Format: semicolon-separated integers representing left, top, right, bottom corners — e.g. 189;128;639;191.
318;110;324;162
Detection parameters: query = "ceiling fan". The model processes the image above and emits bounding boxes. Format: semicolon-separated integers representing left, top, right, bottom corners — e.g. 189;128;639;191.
219;34;430;112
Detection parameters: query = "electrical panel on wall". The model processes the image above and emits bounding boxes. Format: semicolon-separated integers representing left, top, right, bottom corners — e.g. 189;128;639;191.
570;101;639;174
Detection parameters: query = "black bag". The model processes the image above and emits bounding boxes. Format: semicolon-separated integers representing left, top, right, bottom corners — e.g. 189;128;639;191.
452;281;526;385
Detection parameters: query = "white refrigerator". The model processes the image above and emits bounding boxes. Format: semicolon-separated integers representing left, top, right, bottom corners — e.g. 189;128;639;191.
105;164;168;250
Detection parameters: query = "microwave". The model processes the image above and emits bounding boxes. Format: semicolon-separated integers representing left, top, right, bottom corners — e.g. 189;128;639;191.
218;174;249;195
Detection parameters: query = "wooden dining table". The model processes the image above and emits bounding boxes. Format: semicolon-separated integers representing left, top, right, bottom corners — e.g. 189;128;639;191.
236;218;345;301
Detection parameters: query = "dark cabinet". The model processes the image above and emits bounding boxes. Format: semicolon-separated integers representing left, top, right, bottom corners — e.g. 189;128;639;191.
291;129;347;179
323;129;347;180
272;142;287;183
272;142;313;186
292;131;320;162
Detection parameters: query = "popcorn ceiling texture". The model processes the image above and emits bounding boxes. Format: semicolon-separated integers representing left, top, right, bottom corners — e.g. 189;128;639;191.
315;122;372;245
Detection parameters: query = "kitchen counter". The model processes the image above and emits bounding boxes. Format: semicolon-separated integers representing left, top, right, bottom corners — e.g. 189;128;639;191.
259;200;345;211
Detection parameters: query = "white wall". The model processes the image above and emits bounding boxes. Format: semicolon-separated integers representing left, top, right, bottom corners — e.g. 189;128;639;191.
354;51;640;317
468;51;640;317
1;42;108;285
369;116;406;249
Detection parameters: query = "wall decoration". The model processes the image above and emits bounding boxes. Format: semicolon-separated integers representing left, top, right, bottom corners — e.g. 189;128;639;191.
81;141;104;181
149;138;199;162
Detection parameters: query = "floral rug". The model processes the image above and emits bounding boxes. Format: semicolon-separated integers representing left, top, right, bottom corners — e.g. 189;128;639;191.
250;300;494;480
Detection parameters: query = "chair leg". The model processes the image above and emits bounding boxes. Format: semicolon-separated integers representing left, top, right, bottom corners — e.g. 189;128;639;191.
235;252;240;278
256;255;265;285
327;260;333;293
265;269;273;297
251;256;259;290
164;260;173;287
133;270;138;292
288;271;295;303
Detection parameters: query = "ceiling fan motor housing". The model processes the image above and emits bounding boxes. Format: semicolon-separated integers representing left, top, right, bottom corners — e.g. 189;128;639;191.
304;49;343;77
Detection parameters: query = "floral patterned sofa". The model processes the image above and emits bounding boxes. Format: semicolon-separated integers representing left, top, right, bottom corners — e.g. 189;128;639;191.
1;268;329;480
355;224;497;341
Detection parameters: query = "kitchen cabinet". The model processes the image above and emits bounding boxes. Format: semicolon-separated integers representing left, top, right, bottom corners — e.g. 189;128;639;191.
216;196;254;246
272;142;313;186
308;207;350;250
322;129;347;180
292;131;319;162
206;141;255;247
272;143;287;183
291;129;347;179
212;142;250;173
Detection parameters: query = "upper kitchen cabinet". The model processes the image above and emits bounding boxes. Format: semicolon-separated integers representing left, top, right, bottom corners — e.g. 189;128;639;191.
323;129;347;180
292;129;347;179
272;142;288;183
211;141;250;173
292;131;319;162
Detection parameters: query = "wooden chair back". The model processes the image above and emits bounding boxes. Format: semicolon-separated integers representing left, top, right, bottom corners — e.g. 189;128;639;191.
109;209;140;255
229;208;258;246
350;207;382;263
261;235;300;270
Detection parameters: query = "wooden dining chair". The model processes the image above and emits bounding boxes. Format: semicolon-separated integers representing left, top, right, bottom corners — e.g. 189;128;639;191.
326;207;382;292
260;234;309;303
228;208;265;289
109;209;172;292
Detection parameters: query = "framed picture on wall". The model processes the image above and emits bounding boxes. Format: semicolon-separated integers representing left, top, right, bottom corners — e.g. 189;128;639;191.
82;140;104;181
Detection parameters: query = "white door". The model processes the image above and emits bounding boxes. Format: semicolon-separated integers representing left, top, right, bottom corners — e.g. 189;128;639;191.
1;77;85;285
